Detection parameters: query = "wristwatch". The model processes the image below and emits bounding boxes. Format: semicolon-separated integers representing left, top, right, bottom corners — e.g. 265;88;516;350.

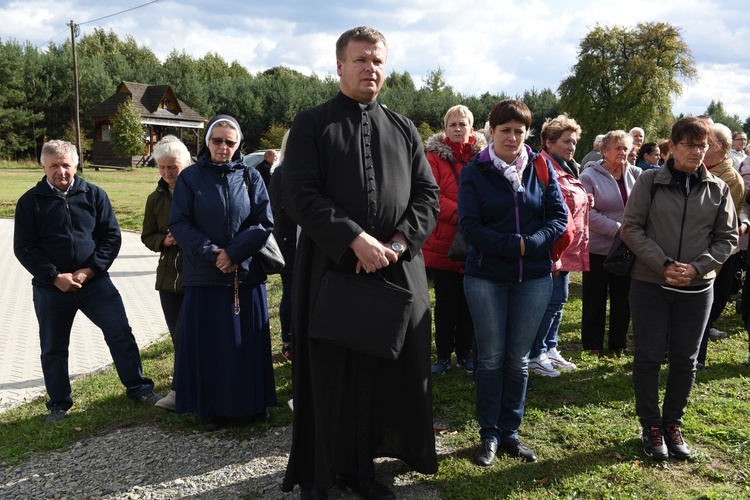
390;240;406;258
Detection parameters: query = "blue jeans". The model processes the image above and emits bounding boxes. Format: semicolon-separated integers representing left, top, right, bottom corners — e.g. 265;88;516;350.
531;271;569;359
464;274;553;443
32;276;155;411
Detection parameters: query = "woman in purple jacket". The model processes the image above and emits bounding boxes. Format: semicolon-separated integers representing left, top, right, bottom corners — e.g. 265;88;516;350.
459;100;567;466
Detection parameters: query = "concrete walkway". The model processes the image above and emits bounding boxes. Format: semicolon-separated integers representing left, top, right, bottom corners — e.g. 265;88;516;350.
0;218;168;413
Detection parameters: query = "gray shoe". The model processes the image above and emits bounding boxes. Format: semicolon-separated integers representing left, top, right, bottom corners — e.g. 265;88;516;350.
709;327;727;339
154;390;176;411
46;409;67;423
135;391;163;405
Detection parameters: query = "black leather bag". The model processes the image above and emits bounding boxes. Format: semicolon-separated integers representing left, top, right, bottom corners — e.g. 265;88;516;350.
257;233;285;274
447;232;468;261
308;271;413;360
603;234;634;276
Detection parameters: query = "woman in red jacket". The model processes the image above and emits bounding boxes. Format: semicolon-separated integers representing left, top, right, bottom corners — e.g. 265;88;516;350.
423;105;487;373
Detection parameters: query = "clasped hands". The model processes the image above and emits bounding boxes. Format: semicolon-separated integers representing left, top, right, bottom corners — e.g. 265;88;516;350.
54;267;94;292
351;232;403;274
662;261;697;287
213;248;238;274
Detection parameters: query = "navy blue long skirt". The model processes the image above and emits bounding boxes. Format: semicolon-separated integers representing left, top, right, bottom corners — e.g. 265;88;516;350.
174;284;277;420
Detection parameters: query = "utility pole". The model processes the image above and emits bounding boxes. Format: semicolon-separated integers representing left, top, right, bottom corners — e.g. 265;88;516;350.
69;20;84;172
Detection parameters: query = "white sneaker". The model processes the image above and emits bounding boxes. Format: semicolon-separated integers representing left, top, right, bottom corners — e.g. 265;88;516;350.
709;328;727;339
529;353;561;377
547;348;577;371
154;390;176;411
288;398;294;412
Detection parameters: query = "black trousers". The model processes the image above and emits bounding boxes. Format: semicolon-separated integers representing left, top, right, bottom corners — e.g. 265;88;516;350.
581;253;631;351
429;268;474;360
697;252;740;364
159;290;184;390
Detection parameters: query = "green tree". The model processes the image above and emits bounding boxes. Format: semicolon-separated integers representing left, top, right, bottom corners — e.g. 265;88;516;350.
558;22;696;161
110;100;145;159
0;39;45;159
705;100;743;132
520;88;559;151
258;124;288;150
416;122;434;143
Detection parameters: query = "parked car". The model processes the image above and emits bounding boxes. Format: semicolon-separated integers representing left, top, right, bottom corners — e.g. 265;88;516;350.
245;149;281;171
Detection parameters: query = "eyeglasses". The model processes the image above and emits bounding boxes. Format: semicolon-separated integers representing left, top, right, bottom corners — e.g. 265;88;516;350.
210;137;237;148
678;142;709;152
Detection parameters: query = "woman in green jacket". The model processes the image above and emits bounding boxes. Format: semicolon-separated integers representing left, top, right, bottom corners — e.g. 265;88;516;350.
141;135;190;411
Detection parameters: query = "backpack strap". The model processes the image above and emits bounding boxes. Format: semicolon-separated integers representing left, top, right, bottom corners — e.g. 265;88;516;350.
533;155;549;190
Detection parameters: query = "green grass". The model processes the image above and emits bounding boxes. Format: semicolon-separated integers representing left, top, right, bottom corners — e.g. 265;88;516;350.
0;160;160;229
2;161;750;498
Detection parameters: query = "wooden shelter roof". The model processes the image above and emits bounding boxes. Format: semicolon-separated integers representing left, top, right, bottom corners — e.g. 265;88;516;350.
89;81;205;124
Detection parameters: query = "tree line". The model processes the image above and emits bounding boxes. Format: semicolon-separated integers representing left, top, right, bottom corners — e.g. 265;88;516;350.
1;22;748;163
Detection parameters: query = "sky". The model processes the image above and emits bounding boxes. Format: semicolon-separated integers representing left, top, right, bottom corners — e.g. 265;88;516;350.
3;0;750;121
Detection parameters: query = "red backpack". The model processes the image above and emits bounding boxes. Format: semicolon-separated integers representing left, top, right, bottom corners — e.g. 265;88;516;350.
533;155;575;262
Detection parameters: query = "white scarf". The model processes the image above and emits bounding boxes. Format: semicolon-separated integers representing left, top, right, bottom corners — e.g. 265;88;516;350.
489;144;529;192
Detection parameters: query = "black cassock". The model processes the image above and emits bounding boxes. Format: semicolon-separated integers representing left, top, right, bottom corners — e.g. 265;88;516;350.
282;92;440;491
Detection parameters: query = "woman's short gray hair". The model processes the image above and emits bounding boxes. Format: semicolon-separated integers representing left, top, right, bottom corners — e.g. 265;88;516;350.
152;135;192;165
601;130;633;152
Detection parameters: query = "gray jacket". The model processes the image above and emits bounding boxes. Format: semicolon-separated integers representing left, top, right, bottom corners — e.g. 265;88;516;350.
620;164;738;287
579;161;642;255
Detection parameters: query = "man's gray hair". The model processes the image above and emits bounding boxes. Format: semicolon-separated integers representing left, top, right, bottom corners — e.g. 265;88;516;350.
711;123;732;154
40;140;79;167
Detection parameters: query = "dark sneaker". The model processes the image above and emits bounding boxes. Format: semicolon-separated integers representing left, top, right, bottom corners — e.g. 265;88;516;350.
663;424;691;459
642;426;668;460
134;391;163;405
46;409;67;423
281;342;292;362
431;358;451;374
473;440;498;467
500;439;537;463
457;357;475;373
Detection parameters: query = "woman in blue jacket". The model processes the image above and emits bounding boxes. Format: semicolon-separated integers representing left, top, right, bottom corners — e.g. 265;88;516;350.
169;115;277;430
459;100;567;466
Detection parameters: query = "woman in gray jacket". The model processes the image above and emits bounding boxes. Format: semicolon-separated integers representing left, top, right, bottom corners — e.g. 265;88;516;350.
579;131;641;355
621;117;737;461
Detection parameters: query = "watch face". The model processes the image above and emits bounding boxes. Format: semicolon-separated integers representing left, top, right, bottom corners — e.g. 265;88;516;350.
392;241;405;253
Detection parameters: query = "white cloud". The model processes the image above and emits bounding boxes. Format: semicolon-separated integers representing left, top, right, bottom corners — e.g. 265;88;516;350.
2;0;750;120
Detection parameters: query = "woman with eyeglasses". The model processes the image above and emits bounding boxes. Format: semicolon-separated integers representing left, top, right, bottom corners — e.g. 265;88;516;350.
621;117;737;460
579;130;642;356
169;114;277;430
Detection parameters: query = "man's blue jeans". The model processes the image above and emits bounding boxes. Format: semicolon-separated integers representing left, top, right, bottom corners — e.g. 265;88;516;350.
33;276;154;411
464;274;552;443
531;271;569;359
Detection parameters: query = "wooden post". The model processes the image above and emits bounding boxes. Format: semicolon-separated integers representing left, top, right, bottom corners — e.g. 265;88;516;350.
69;20;84;172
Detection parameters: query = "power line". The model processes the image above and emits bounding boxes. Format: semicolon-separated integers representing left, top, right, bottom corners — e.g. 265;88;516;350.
34;0;162;50
78;0;162;26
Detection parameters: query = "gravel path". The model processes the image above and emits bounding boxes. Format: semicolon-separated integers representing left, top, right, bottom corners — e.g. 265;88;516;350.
0;424;444;499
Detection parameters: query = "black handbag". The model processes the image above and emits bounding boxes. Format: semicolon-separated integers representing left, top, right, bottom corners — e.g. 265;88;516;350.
257;233;285;275
447;232;468;261
446;159;468;262
603;233;634;276
603;173;660;276
308;271;413;360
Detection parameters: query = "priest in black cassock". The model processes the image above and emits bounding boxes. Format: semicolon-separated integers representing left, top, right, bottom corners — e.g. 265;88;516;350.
281;27;440;500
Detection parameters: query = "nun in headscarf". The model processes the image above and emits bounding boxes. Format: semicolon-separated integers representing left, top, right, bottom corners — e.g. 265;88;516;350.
169;114;277;430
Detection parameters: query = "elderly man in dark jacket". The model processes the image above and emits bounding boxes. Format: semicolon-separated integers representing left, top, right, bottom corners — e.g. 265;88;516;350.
14;140;161;423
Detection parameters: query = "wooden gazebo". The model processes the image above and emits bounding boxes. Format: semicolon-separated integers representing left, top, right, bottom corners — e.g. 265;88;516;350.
89;81;205;166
